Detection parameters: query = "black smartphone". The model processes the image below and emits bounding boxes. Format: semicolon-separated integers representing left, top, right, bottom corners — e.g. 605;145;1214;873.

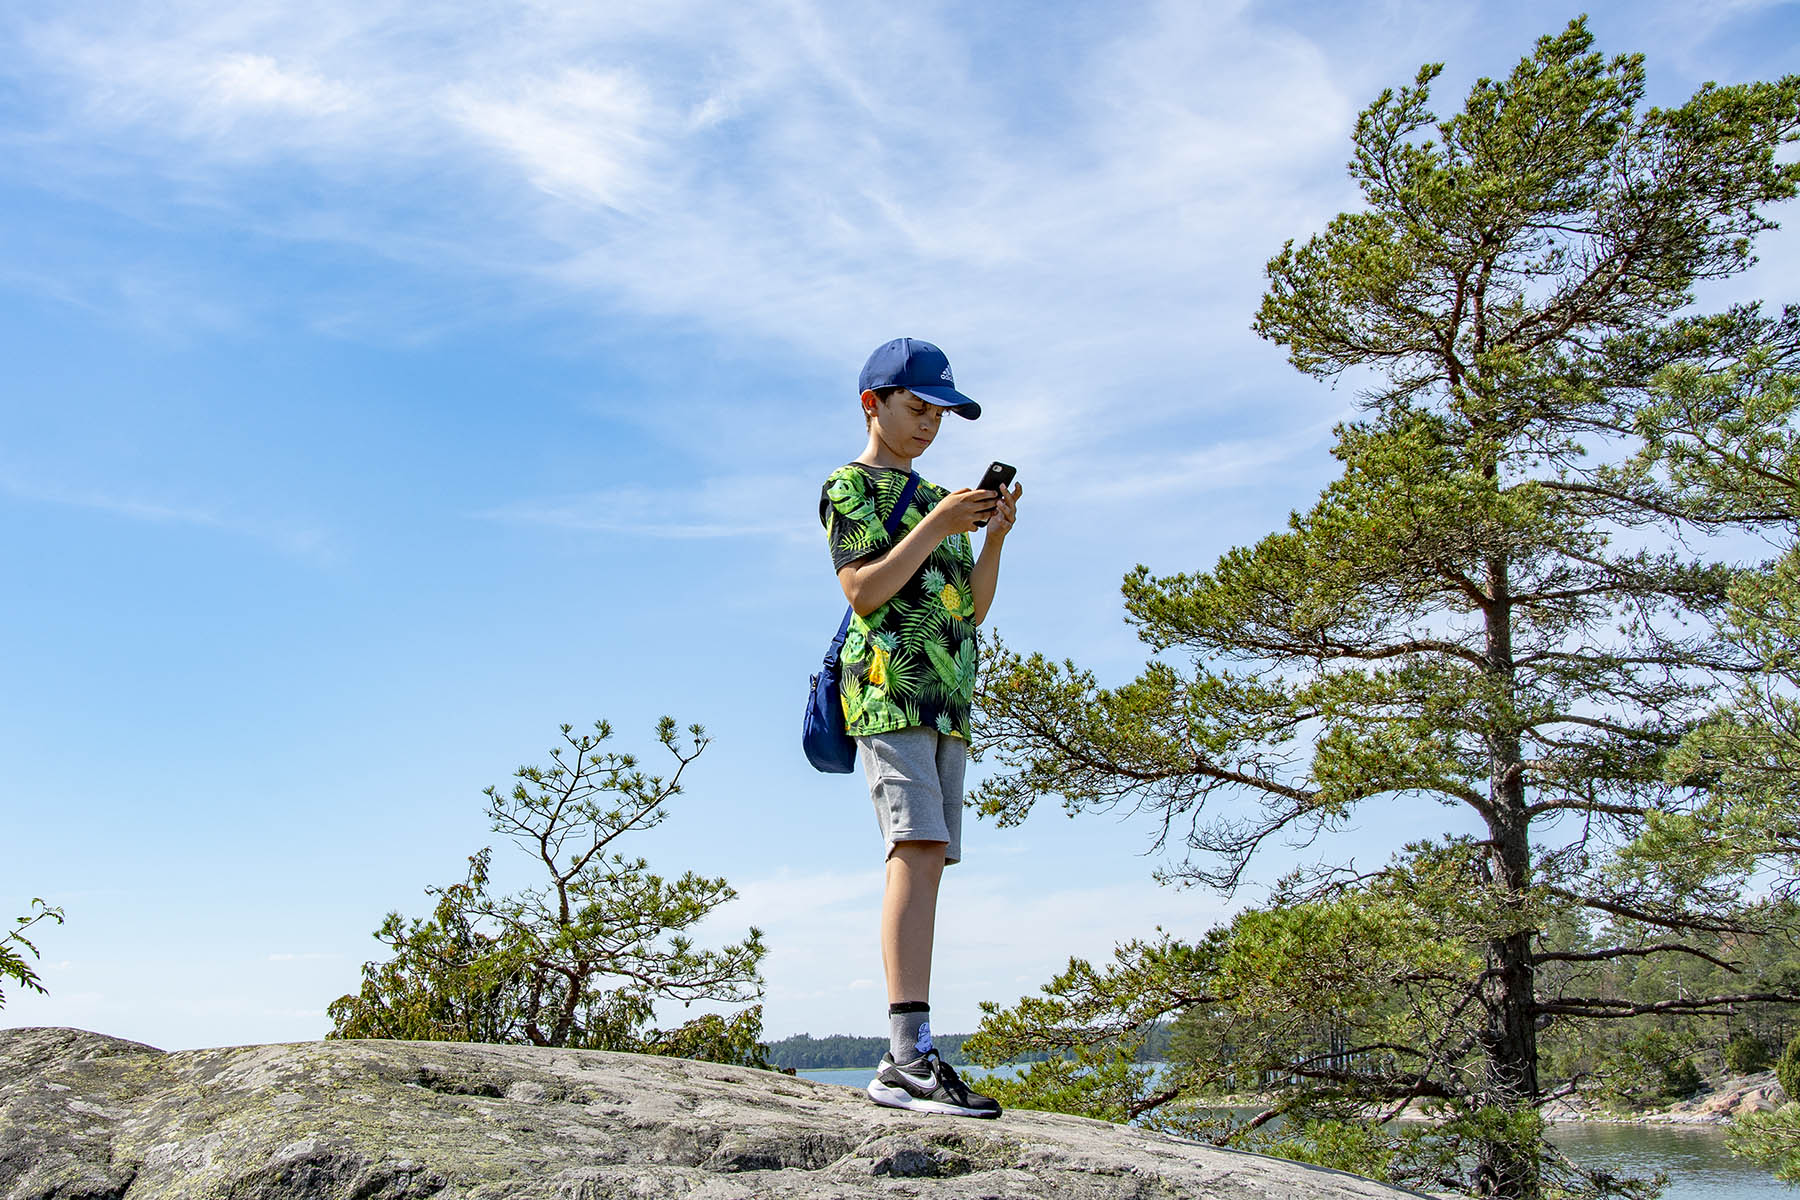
973;461;1016;528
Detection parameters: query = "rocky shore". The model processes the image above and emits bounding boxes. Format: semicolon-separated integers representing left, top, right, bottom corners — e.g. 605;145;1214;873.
1180;1074;1790;1127
1539;1071;1789;1126
0;1027;1430;1199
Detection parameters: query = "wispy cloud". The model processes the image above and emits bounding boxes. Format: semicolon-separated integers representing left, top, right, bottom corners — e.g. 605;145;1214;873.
0;465;332;560
1069;414;1347;503
204;53;357;119
3;0;1355;396
450;67;659;214
0;0;1398;548
13;1;1779;544
480;472;821;541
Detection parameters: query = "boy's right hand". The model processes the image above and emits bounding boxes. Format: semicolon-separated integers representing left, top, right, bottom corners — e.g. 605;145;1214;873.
929;488;1002;536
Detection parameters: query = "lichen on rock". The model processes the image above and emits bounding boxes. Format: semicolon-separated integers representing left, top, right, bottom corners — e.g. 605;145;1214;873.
1;1027;1423;1198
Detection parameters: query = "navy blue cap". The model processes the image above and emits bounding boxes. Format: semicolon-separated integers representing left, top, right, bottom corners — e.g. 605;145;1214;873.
858;338;981;420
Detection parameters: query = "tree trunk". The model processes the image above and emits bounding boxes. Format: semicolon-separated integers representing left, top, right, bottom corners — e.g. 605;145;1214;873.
1479;553;1542;1199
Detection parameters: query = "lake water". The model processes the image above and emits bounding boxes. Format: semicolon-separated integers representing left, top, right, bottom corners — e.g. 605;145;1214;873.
797;1068;1793;1200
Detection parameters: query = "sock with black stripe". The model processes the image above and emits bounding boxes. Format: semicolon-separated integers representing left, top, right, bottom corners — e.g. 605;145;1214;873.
889;1001;931;1065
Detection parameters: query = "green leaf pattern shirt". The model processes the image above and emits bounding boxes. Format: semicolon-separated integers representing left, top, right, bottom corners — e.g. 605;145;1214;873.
819;464;978;740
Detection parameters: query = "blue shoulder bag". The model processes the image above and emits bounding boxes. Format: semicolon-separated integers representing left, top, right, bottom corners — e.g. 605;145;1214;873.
804;470;920;773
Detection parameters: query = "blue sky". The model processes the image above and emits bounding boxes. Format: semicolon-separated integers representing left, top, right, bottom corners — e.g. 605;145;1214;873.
4;0;1798;1052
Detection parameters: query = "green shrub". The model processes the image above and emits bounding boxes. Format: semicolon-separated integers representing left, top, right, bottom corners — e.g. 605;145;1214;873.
1726;1032;1773;1075
1778;1033;1800;1101
1660;1058;1704;1100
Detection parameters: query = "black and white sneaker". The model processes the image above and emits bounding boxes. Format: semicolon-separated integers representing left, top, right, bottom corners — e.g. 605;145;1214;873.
866;1050;1002;1118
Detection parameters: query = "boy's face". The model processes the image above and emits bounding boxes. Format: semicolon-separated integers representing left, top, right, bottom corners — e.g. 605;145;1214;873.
867;388;946;457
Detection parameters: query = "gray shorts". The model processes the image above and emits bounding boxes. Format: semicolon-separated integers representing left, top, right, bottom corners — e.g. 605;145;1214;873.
856;727;966;866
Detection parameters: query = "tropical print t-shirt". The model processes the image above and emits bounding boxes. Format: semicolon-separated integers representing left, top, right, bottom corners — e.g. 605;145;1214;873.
819;463;978;740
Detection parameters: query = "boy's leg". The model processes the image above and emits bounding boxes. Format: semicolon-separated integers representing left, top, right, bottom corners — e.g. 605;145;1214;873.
882;839;946;1006
883;839;945;1065
860;735;1000;1118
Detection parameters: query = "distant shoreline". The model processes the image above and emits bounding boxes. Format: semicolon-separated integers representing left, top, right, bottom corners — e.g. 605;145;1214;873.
764;1029;1165;1072
1176;1072;1789;1128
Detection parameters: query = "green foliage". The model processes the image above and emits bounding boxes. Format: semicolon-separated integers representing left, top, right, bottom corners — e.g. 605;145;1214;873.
330;719;769;1068
1660;1057;1704;1101
1725;1032;1773;1075
1780;1032;1800;1101
971;20;1800;1200
1730;1104;1800;1183
1638;358;1800;898
973;1050;1154;1127
764;1034;895;1070
0;899;64;1010
1621;219;1800;1192
1247;1106;1662;1200
761;1031;1057;1070
325;862;519;1044
1743;1032;1800;1180
639;1008;770;1068
1584;1029;1692;1109
1730;1036;1797;1180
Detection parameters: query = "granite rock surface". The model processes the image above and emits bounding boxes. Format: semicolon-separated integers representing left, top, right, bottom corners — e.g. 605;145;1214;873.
0;1027;1428;1199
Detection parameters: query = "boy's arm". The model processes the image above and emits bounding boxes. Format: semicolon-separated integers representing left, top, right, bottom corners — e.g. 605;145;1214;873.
970;483;1021;625
839;488;997;615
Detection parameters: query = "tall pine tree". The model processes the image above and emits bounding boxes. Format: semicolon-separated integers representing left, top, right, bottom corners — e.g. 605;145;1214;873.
970;22;1800;1198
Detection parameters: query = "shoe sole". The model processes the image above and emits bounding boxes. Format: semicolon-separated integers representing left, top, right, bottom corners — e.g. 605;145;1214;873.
866;1079;1001;1118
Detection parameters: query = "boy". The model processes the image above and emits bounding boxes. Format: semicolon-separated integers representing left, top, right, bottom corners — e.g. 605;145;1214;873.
818;337;1022;1118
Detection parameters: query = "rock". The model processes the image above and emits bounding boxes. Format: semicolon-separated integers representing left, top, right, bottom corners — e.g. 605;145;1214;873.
0;1027;1423;1199
1734;1087;1777;1115
1696;1090;1737;1116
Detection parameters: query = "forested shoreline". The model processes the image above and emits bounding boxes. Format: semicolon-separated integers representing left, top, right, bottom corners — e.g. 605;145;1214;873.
766;1025;1176;1070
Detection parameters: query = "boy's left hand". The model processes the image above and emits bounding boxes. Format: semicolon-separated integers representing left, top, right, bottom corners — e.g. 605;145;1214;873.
984;483;1022;538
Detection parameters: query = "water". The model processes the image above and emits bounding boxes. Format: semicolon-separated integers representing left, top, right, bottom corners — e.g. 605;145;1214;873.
796;1068;1793;1199
1545;1124;1793;1200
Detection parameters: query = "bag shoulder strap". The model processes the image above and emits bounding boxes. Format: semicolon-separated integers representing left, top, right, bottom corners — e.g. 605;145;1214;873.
886;470;922;536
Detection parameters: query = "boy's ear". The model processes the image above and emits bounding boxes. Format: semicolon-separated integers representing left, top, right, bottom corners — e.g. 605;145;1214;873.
859;389;880;410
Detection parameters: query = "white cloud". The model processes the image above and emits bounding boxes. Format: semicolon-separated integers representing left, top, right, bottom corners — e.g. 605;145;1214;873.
4;0;1352;375
0;0;1402;558
450;67;658;212
205;53;356;117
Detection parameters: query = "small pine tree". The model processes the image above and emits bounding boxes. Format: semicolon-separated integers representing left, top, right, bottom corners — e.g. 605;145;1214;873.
1661;1058;1705;1101
1726;1032;1773;1076
1778;1033;1800;1101
329;719;768;1065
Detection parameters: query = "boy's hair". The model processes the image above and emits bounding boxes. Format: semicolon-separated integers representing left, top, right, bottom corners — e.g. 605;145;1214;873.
864;385;906;428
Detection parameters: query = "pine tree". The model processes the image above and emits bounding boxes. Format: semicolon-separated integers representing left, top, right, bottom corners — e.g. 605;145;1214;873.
970;22;1800;1198
329;719;768;1067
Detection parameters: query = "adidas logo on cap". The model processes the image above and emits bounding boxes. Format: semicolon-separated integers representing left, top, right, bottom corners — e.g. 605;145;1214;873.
857;337;982;420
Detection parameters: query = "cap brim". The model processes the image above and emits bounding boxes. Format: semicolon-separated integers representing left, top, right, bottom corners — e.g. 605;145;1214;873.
907;385;981;420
